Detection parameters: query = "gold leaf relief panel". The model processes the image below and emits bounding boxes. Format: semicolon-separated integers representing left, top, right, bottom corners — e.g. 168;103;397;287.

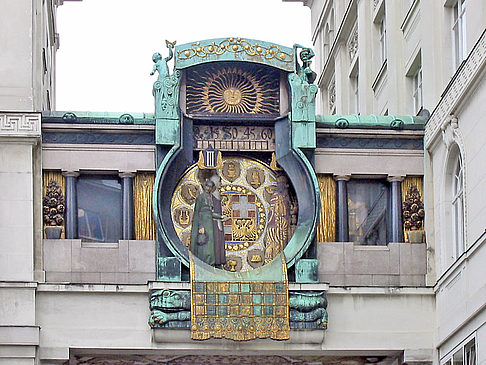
186;63;280;115
134;173;156;240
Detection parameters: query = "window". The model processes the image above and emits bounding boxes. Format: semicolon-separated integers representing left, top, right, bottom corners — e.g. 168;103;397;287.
77;175;122;243
412;66;423;114
452;0;467;69
441;336;476;365
378;15;387;64
347;179;390;245
351;73;359;114
451;153;465;257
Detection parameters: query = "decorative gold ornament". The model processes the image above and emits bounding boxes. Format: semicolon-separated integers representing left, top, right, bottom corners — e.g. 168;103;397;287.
222;88;242;105
270;152;282;171
186;63;279;114
222;160;241;182
177;37;293;64
173;207;192;228
180;183;200;205
402;184;425;233
221;184;266;251
197;149;223;170
246;167;265;189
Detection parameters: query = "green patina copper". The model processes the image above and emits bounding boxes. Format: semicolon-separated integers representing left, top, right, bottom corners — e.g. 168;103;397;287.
175;37;294;71
292;122;316;149
316;114;427;130
295;259;319;283
284;45;320;269
157;257;181;282
288;44;318;123
41;111;155;125
282;147;320;268
151;41;181;145
289;45;317;149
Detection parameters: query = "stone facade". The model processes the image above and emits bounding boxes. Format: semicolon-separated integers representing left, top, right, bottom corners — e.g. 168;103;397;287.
289;0;486;363
1;1;484;365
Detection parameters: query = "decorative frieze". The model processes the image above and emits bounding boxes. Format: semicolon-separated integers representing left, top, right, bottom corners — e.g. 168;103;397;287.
328;78;336;113
425;31;486;148
0;113;41;137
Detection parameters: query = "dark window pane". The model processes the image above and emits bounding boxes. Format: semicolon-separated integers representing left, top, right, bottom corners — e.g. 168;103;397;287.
77;176;122;242
348;179;389;245
453;348;464;365
465;339;476;365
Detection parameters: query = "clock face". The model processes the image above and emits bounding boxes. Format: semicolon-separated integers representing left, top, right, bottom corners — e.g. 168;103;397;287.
170;156;297;272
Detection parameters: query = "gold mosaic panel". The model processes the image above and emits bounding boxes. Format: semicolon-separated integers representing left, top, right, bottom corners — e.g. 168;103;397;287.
191;279;289;341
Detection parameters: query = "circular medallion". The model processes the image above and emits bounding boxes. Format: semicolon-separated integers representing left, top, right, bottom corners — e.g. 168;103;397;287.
170;157;298;271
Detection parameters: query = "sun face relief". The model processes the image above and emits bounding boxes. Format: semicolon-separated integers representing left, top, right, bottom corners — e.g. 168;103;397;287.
223;88;242;106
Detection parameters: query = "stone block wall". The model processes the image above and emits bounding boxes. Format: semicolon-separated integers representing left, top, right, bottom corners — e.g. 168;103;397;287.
43;239;155;284
317;242;428;286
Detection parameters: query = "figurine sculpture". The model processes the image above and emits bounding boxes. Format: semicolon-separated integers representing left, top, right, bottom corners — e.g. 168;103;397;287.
151;40;180;119
288;44;318;122
264;175;292;263
149;289;191;326
190;180;226;268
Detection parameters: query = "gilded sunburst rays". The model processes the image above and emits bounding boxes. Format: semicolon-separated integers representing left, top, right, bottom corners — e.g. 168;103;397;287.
186;64;280;115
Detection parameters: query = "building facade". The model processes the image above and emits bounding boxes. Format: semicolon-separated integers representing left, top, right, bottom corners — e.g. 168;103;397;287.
285;0;486;364
0;1;484;365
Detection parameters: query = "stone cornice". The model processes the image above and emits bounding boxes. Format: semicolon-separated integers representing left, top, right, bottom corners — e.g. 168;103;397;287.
425;29;486;148
0;112;41;138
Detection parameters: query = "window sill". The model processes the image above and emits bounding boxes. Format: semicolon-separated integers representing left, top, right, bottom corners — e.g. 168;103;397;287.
400;0;420;33
348;54;359;78
372;0;385;24
372;60;388;92
434;229;486;291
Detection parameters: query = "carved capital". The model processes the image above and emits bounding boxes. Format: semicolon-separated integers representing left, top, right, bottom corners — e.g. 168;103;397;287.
62;171;80;178
119;172;136;179
333;174;351;182
387;175;405;183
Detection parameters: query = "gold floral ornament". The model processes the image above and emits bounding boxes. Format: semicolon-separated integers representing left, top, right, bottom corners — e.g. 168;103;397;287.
177;37;293;64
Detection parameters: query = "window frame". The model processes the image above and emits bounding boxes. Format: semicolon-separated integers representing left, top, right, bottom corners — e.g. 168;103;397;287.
412;65;423;114
451;152;465;258
378;15;387;65
76;173;124;244
352;73;359;114
347;178;391;245
440;333;476;365
452;0;467;70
